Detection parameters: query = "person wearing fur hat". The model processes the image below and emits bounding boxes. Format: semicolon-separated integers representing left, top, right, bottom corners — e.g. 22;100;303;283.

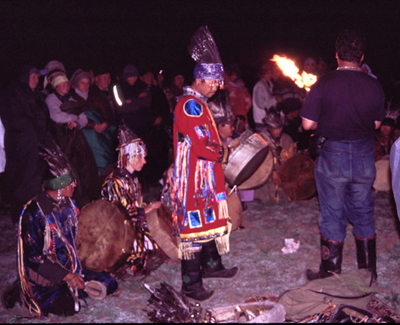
172;26;239;303
101;122;163;276
10;137;118;319
45;74;100;208
255;109;296;202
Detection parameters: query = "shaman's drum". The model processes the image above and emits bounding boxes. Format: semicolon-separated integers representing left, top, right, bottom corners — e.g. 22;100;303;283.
146;204;179;261
279;154;316;201
224;131;270;188
76;200;135;273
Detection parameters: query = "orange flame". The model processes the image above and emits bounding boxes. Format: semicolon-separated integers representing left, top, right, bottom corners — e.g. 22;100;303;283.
271;54;317;91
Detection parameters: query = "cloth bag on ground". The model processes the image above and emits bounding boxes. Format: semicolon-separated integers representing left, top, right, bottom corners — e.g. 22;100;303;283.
277;268;376;321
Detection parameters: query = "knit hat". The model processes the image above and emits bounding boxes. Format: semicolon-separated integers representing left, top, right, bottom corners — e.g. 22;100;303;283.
122;64;139;79
69;69;92;87
45;60;66;76
51;75;69;89
44;60;67;89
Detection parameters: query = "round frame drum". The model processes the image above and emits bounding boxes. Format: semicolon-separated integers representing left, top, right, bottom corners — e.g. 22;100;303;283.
76;200;135;273
146;204;179;261
224;131;270;188
238;149;274;190
279;154;316;201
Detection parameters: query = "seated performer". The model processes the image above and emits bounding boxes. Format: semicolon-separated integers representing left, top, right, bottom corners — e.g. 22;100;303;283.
15;137;118;319
255;109;297;202
101;122;162;276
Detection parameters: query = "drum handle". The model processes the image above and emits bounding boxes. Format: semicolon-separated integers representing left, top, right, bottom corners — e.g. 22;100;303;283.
228;185;237;196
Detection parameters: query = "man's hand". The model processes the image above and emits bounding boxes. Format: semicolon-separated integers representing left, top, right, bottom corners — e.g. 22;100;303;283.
272;170;281;186
144;201;162;214
94;122;109;133
67;121;79;129
63;273;85;290
302;117;318;130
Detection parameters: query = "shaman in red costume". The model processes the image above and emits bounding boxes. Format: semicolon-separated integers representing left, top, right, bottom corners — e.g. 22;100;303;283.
172;25;239;302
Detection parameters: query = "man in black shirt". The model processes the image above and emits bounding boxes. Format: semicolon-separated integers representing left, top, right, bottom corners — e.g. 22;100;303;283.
301;29;386;281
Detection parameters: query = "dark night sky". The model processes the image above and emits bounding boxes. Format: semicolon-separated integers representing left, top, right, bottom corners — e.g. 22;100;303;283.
1;1;400;93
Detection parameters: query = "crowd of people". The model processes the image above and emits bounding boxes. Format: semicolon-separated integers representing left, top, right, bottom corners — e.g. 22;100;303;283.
0;26;398;320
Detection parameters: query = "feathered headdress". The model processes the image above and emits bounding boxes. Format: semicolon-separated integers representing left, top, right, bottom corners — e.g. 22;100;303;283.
39;137;75;190
144;282;204;323
188;25;224;87
262;109;286;129
208;89;235;125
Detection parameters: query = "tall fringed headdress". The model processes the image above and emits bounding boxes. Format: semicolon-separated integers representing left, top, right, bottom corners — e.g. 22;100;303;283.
117;121;147;168
40;137;75;190
188;25;224;88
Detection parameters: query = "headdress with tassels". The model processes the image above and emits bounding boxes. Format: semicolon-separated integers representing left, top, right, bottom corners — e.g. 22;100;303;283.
40;137;75;190
117;122;147;168
188;25;224;88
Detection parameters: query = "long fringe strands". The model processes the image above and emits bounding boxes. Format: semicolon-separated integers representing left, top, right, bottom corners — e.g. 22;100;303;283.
215;221;232;255
17;213;43;319
173;139;190;227
218;199;229;220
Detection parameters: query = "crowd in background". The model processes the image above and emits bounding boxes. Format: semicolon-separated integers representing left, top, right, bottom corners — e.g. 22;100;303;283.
0;54;399;225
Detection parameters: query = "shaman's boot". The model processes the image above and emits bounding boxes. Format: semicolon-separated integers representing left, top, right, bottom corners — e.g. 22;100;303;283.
306;236;343;280
200;240;239;280
354;234;377;281
181;251;215;302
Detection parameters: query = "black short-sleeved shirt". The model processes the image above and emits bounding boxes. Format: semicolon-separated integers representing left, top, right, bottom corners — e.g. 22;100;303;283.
300;69;386;141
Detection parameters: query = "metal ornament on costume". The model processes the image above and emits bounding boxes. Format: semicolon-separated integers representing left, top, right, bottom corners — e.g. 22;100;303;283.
117;122;147;168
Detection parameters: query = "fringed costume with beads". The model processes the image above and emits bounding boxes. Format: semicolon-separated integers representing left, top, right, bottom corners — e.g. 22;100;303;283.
17;189;83;318
173;87;231;260
101;167;159;276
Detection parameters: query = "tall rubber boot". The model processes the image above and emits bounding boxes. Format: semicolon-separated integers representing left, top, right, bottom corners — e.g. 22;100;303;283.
181;251;215;302
200;240;239;279
306;236;343;280
354;234;377;281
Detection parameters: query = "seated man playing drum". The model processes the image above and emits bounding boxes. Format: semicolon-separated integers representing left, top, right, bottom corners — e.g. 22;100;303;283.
13;137;118;319
101;122;162;276
255;109;297;201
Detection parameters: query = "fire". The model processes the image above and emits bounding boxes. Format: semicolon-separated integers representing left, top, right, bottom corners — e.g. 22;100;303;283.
271;54;317;91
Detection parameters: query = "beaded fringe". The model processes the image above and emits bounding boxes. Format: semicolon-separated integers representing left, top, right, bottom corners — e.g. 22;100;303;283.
178;221;232;260
218;199;229;220
215;220;232;255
